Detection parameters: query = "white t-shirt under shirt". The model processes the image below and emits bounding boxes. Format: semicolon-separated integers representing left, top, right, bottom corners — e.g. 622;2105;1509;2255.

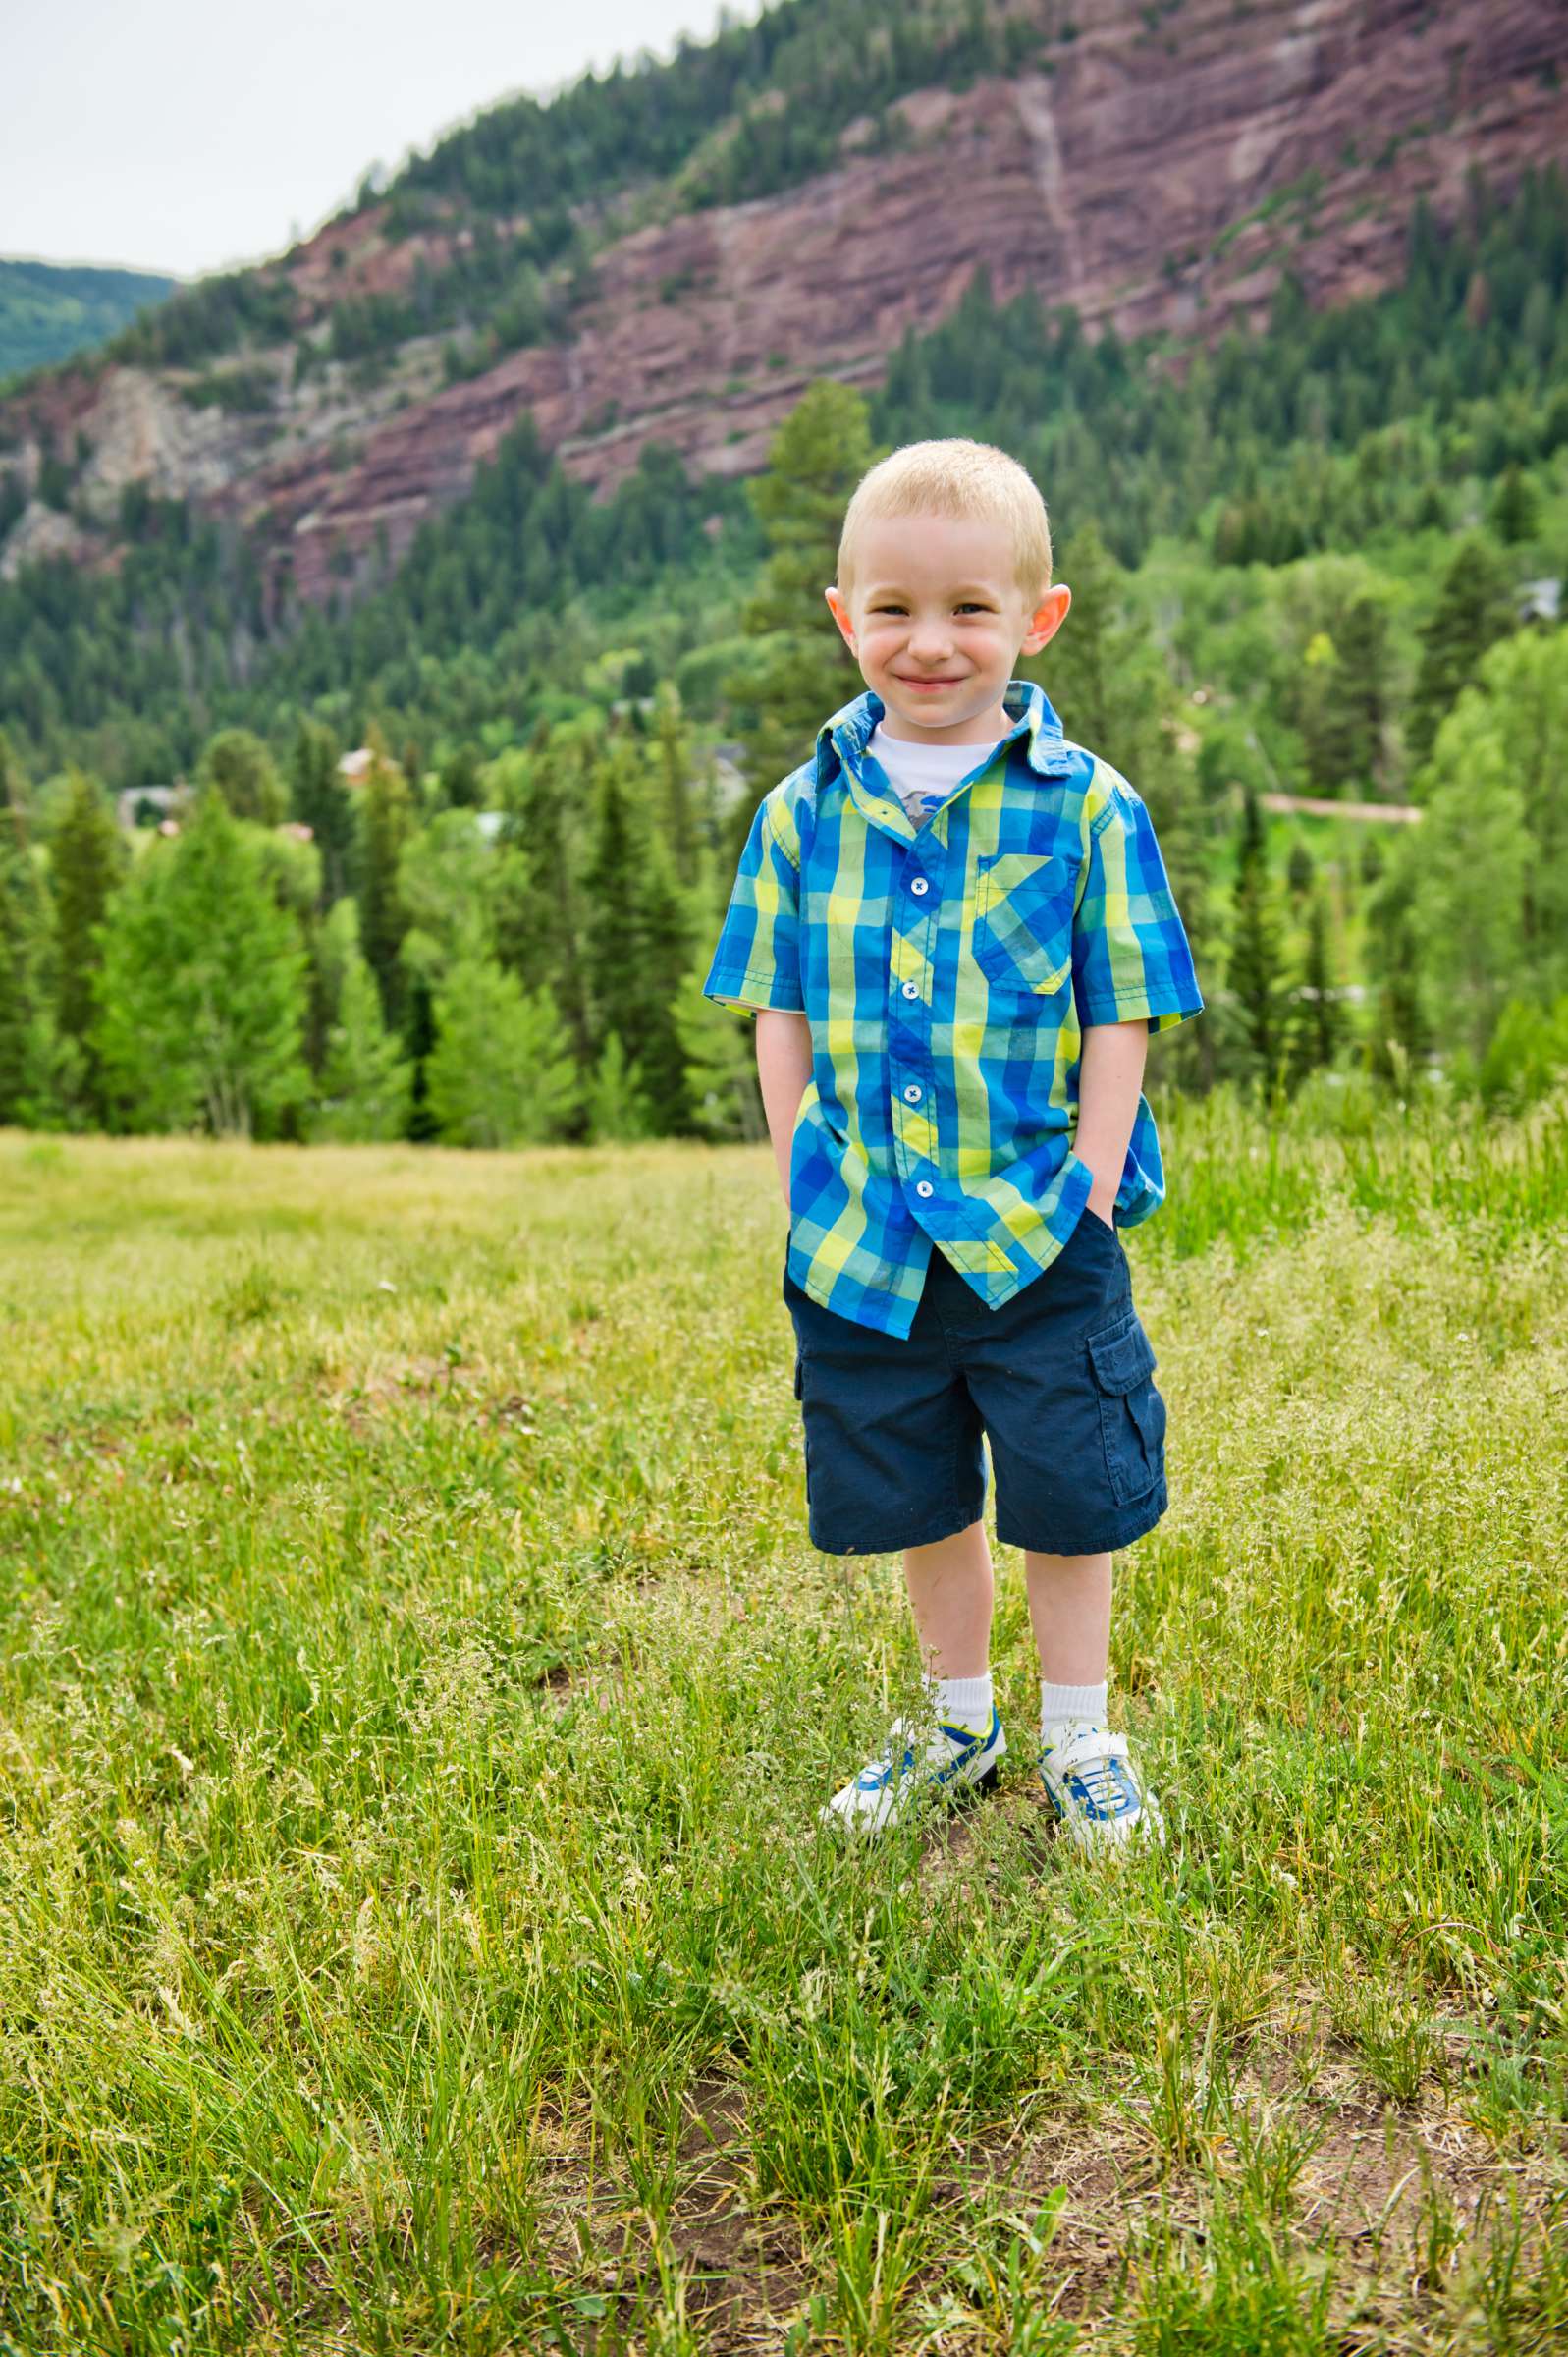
866;722;1001;827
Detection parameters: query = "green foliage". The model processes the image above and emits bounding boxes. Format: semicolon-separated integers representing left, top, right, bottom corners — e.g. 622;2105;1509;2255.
107;266;296;369
1488;464;1541;545
1394;626;1568;1058
673;938;763;1143
45;768;124;1116
1028;523;1182;796
0;257;176;382
288;718;353;905
579;759;698;1134
1226;787;1288;1078
309;906;414;1142
1286;889;1342;1086
353;743;416;1027
3;172;1564;798
728;379;873;826
424;957;579;1147
1478;994;1568;1110
1405;533;1520;773
1276;557;1390;794
583;1029;656;1142
395;806;498;991
0;746;77;1127
199;727;289;824
91;787;310;1136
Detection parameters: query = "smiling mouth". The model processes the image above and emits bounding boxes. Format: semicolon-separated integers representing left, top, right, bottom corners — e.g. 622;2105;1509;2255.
897;676;965;689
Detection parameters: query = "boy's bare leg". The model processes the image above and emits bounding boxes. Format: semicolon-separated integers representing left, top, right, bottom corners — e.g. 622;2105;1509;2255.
903;1519;995;1679
1023;1550;1112;1686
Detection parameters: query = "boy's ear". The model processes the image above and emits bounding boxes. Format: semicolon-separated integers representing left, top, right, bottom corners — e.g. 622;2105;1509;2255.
1019;582;1071;659
824;585;857;650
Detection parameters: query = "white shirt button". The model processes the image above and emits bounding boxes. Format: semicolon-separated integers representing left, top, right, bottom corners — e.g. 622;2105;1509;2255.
902;1082;922;1103
916;1179;934;1198
901;981;919;999
910;876;929;896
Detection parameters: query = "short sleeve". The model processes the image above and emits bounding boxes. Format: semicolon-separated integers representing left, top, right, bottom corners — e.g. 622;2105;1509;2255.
1073;772;1204;1034
701;794;806;1017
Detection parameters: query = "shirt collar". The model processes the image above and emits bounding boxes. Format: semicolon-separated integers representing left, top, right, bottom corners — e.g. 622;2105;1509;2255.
816;677;1074;786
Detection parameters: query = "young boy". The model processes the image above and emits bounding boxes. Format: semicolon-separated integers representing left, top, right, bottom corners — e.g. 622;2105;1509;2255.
702;439;1202;1848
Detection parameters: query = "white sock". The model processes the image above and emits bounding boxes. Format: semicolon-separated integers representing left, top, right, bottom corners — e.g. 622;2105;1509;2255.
1041;1679;1108;1750
924;1671;994;1736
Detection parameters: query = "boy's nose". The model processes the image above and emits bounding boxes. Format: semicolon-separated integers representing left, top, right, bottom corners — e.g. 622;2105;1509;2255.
907;622;954;660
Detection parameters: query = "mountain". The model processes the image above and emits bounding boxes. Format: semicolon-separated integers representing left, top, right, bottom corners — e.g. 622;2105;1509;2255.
0;257;178;383
0;0;1563;610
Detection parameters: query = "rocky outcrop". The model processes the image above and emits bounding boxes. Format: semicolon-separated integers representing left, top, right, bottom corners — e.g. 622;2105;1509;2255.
3;0;1564;604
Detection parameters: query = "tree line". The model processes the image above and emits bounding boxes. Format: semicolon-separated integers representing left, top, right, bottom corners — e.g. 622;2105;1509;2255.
3;356;1565;1152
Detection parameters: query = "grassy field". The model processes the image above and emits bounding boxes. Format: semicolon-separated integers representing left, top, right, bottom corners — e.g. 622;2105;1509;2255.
2;1086;1566;2355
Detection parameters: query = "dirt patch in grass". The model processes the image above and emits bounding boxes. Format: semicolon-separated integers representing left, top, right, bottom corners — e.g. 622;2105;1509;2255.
523;2075;811;2352
325;1356;540;1437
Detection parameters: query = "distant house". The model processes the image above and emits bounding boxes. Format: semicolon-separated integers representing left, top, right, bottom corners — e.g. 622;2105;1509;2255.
115;784;188;832
338;746;374;786
1519;578;1561;626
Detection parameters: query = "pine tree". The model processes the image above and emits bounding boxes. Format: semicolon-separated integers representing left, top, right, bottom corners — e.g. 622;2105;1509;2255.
288;719;354;906
92;787;310;1137
438;742;483;809
1406;534;1518;773
200;728;289;825
310;944;414;1142
1030;523;1184;813
353;736;416;1028
632;833;697;1134
1227;787;1287;1079
49;767;125;1118
581;752;654;1074
1281;561;1389;795
1407;688;1532;1057
0;807;52;1125
425;958;579;1147
1287;888;1341;1084
652;683;699;884
1364;853;1430;1077
672;931;765;1144
1489;466;1540;547
583;1031;655;1142
0;730;81;1127
493;725;593;1066
726;378;874;849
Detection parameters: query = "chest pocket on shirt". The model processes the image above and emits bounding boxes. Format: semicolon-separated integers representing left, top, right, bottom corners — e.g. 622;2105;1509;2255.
971;852;1075;996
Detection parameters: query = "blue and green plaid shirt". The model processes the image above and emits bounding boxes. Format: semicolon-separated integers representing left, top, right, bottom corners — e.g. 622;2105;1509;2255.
703;679;1203;1337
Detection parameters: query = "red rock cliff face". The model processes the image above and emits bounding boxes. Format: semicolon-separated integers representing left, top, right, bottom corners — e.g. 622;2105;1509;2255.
4;0;1565;605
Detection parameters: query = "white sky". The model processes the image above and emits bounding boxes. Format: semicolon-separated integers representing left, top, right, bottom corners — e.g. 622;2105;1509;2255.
1;0;743;280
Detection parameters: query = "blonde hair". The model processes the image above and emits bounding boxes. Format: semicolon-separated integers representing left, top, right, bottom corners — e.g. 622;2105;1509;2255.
836;437;1053;601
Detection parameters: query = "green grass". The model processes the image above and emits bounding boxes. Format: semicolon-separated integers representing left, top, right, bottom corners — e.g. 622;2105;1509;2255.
2;1092;1567;2352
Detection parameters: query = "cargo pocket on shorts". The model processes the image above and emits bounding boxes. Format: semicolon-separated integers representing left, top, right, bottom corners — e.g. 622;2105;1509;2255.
1086;1311;1166;1507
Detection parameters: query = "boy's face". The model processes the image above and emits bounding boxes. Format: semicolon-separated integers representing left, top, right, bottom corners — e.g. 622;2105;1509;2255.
824;513;1070;745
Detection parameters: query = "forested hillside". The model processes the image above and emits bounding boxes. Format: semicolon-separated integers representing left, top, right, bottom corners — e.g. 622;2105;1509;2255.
0;258;177;383
2;0;1560;604
0;2;1565;1159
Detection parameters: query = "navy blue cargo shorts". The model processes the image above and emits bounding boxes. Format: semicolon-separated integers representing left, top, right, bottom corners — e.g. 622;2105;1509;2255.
782;1209;1168;1557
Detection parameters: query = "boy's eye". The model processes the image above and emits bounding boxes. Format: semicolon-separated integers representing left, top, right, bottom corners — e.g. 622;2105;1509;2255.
956;602;992;614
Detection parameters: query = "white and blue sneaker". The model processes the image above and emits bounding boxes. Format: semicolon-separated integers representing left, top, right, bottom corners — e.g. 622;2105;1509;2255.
821;1707;1006;1836
1037;1723;1164;1853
